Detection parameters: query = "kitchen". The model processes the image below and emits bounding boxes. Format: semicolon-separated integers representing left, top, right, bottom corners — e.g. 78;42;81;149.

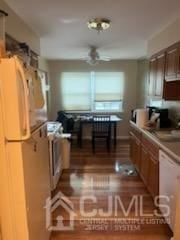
0;1;180;240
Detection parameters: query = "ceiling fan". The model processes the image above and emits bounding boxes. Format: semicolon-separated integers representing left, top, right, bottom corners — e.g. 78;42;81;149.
84;46;111;65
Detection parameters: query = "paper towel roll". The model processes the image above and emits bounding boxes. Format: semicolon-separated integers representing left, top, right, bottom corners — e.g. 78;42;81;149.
136;109;149;128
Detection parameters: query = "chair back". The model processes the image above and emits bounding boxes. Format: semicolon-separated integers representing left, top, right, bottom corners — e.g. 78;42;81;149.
56;111;75;132
92;115;111;134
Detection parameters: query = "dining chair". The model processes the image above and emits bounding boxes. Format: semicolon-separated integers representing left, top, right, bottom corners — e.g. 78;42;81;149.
56;111;81;147
92;115;111;152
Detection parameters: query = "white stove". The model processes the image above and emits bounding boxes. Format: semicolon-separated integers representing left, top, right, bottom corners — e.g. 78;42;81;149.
47;121;62;134
47;122;63;190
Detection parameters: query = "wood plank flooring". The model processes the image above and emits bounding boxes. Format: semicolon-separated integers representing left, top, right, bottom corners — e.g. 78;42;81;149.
51;140;172;240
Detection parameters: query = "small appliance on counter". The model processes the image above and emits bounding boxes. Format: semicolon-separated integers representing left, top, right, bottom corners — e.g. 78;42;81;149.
154;108;171;128
146;106;158;119
131;107;172;129
131;109;149;128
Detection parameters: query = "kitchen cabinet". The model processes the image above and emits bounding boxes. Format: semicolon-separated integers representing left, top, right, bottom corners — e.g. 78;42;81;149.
148;53;165;98
130;126;141;172
177;46;180;77
163;80;180;100
174;178;180;239
155;53;165;97
149;57;157;96
148;154;159;198
140;144;149;185
130;123;159;199
148;41;180;100
163;42;180;100
165;43;179;81
141;134;159;198
130;132;141;171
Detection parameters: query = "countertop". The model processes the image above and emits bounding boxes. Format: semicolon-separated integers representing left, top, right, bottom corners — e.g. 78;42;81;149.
130;121;180;164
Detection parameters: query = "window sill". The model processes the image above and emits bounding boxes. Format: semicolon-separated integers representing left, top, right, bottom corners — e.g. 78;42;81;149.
65;110;124;114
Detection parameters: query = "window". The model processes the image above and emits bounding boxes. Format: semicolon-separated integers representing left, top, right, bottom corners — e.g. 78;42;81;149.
150;99;163;108
60;71;124;112
93;72;124;112
61;72;91;111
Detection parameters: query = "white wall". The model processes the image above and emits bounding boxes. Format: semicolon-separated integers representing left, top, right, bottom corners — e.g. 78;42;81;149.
0;0;40;53
48;60;138;138
38;57;49;72
147;18;180;57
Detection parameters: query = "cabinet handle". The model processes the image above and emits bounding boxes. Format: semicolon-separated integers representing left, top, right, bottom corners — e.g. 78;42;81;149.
39;129;42;138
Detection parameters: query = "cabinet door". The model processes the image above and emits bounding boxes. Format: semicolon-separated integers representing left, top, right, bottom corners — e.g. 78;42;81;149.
155;54;165;97
130;133;134;161
148;58;156;96
148;154;159;198
130;133;141;171
140;146;149;185
177;46;180;77
165;44;179;81
131;134;137;165
134;137;141;172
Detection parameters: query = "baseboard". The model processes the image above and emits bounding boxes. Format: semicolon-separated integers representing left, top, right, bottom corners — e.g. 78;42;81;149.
82;136;130;140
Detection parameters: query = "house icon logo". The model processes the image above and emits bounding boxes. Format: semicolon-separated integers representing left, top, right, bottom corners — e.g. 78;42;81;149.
46;191;76;231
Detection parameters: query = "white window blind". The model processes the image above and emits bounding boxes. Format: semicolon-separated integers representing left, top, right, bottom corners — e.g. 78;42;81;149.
60;72;91;111
94;72;124;102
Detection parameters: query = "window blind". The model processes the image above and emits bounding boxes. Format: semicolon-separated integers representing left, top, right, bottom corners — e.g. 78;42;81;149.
60;72;91;111
94;72;124;101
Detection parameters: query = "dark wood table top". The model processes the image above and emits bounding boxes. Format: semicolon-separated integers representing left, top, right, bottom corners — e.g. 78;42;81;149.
77;115;122;123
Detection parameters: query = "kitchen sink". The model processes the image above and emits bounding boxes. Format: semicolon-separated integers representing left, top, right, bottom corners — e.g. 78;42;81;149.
151;129;180;142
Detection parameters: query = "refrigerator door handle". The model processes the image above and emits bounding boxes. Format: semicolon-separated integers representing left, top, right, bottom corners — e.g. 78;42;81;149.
15;57;31;140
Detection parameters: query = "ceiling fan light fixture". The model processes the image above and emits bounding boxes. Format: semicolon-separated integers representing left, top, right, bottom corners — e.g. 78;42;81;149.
87;18;111;33
86;59;98;66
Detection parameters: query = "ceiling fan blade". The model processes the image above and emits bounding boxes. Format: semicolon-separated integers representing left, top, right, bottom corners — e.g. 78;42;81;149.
60;18;80;24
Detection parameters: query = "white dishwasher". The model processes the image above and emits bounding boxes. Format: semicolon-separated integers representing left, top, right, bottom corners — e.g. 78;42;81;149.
159;150;180;232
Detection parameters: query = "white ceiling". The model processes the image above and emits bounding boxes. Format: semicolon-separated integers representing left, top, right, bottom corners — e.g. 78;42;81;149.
4;0;180;59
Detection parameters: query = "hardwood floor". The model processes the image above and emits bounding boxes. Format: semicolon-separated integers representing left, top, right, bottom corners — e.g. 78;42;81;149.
51;140;172;240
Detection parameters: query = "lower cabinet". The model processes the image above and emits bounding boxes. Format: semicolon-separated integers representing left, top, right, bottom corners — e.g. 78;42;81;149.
130;132;141;172
140;145;149;186
147;154;159;198
140;135;159;198
130;126;159;199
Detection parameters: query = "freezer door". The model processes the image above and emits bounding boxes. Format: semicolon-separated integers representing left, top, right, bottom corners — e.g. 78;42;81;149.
0;56;30;141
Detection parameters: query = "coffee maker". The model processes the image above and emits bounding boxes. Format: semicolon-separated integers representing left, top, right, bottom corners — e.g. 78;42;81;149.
146;106;158;119
154;108;171;128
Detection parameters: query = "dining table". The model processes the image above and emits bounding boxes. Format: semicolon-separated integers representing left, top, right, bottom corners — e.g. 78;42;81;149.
77;114;122;148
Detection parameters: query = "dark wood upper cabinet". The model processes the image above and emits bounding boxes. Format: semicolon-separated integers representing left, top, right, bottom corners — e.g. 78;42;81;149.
177;46;180;77
148;53;165;98
165;43;179;81
163;80;180;100
148;58;157;96
163;42;180;100
148;41;180;100
155;53;165;97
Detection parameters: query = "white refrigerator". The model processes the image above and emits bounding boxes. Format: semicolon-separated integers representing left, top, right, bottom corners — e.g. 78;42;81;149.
0;56;51;240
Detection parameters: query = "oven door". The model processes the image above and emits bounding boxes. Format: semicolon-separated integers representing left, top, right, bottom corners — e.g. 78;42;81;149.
50;137;62;190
